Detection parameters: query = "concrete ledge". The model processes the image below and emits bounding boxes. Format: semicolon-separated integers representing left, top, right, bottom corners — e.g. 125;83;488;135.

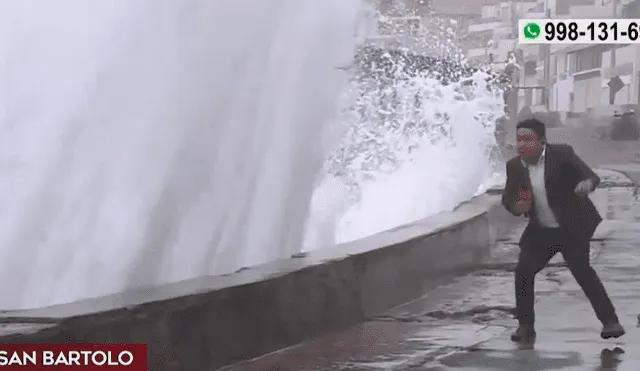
599;164;640;186
0;193;513;371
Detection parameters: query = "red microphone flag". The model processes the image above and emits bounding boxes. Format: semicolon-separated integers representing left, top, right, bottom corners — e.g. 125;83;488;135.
516;188;531;202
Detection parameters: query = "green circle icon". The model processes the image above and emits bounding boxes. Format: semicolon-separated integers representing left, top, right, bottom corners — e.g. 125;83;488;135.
523;23;541;40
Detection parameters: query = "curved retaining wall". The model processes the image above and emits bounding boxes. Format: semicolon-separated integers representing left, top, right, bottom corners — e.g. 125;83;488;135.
0;192;516;371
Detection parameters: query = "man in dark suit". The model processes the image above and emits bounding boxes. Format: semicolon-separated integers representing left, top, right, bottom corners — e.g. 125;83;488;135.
502;118;625;342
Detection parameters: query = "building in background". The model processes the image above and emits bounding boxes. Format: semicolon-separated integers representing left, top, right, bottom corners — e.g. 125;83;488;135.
463;1;538;65
374;0;640;119
455;0;544;114
550;0;640;118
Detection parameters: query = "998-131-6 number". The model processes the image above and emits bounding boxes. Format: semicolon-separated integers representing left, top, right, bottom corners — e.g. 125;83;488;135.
545;21;640;41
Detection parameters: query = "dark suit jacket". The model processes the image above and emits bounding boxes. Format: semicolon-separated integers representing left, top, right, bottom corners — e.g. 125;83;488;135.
501;144;602;247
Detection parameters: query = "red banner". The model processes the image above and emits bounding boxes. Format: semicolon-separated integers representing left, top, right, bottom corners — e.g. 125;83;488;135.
0;344;147;370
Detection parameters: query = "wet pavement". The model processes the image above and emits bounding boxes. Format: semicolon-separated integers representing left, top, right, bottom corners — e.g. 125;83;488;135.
219;167;640;371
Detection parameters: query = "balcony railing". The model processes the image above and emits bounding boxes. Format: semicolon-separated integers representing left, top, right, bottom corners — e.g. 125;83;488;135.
468;21;503;33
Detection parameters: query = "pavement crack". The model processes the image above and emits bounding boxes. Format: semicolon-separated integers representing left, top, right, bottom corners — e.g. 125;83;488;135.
368;314;426;323
392;346;466;370
369;305;516;324
422;305;515;320
543;271;564;286
478;261;567;272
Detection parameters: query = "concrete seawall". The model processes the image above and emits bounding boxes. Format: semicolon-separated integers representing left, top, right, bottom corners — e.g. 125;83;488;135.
0;192;516;371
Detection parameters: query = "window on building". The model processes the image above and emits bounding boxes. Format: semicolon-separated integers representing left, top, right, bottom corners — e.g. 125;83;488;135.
515;49;524;63
463;30;493;50
524;60;537;76
569;47;603;73
377;17;422;36
529;3;544;13
623;0;640;18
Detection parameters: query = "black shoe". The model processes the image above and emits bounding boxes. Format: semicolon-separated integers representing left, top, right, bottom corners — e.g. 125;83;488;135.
511;325;536;341
510;325;536;342
601;323;625;339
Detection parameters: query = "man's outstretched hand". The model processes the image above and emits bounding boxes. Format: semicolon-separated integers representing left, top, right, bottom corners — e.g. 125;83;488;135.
574;179;594;197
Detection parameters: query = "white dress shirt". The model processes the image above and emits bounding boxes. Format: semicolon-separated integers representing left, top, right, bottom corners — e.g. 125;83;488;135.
522;146;560;228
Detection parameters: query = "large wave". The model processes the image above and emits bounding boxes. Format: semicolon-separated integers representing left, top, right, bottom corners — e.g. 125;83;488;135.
0;0;362;309
304;17;505;247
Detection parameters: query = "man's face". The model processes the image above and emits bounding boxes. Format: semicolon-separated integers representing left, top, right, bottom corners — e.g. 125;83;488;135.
516;127;543;160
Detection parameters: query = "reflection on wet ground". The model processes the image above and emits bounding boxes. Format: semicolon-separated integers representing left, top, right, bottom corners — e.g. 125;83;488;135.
220;170;640;371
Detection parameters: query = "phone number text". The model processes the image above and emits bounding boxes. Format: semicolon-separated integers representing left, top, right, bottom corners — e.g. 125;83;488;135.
519;19;640;44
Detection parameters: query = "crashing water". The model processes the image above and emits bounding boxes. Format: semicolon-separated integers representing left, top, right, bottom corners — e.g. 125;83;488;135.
337;75;502;243
304;15;504;247
0;1;503;309
0;0;362;309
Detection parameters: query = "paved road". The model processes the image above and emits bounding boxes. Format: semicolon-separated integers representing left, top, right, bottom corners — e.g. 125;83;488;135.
220;128;640;371
220;166;640;371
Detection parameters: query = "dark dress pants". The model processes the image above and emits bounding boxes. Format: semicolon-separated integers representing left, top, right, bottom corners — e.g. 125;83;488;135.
515;227;619;325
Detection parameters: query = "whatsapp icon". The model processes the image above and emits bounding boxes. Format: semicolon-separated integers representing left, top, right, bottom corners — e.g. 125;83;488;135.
523;22;541;40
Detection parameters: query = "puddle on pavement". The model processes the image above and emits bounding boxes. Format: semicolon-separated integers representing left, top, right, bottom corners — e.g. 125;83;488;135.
223;184;640;371
594;187;638;222
437;348;583;371
432;341;635;371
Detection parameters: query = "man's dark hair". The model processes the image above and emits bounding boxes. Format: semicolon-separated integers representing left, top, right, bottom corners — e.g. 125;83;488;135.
516;118;546;140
